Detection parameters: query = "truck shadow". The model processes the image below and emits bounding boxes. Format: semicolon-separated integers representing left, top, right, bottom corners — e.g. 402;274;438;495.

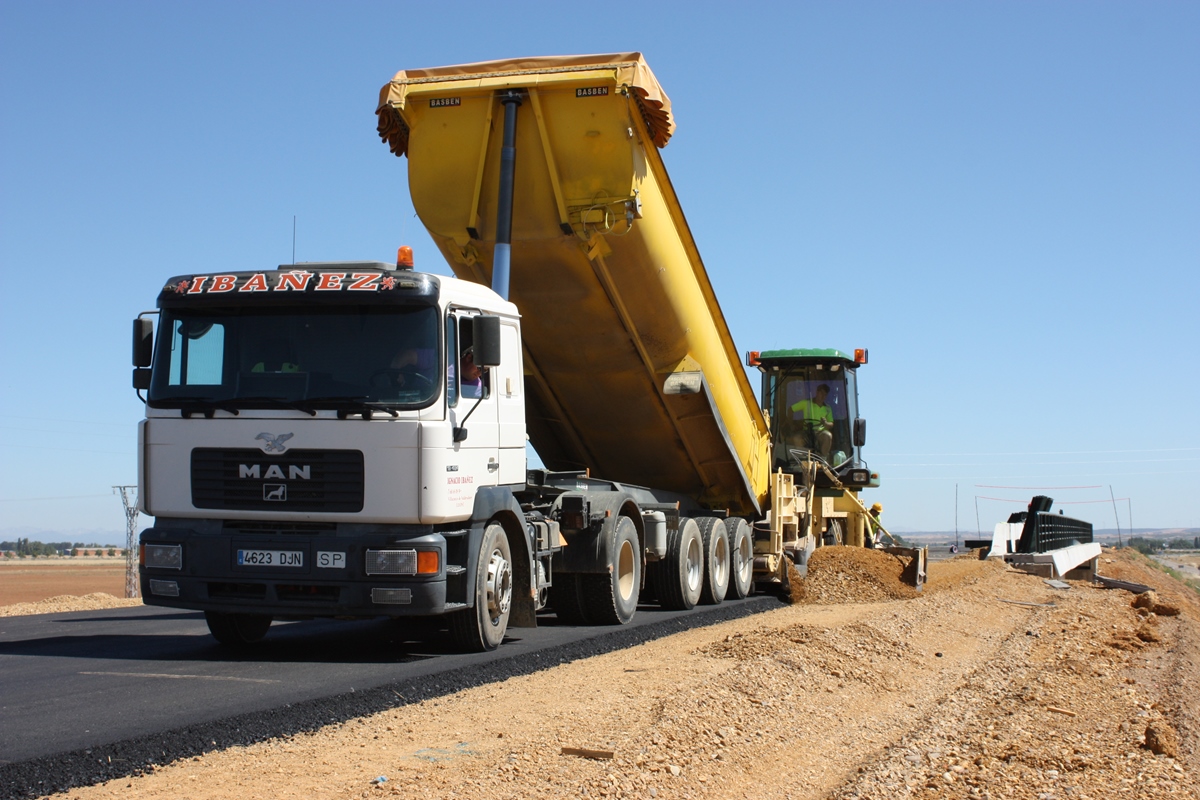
0;615;490;664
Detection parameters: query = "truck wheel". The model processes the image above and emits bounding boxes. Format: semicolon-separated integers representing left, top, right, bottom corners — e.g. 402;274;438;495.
651;517;703;610
725;518;754;600
549;574;588;624
696;518;729;605
580;516;641;624
449;523;512;652
204;611;272;646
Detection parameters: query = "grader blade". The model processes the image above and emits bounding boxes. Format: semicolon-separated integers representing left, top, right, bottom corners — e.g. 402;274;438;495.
883;545;927;591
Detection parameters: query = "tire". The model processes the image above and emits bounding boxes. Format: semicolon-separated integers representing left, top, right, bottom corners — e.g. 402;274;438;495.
725;518;754;600
651;517;703;611
579;516;641;625
826;518;845;546
205;611;272;646
449;523;512;652
696;518;730;606
549;574;588;624
778;552;796;602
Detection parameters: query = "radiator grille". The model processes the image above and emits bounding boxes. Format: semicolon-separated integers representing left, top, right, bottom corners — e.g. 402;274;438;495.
192;448;364;512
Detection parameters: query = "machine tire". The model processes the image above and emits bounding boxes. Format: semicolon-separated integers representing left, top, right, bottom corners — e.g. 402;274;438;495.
651;517;703;611
725;518;754;600
205;611;272;646
449;523;512;652
696;517;730;606
826;518;845;546
579;516;641;624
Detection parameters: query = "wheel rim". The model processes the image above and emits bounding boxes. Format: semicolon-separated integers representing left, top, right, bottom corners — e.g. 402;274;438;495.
685;536;703;591
713;534;729;587
735;533;753;584
616;537;637;601
485;547;512;623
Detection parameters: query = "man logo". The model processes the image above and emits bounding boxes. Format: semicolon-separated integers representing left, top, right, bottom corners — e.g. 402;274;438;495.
239;464;311;480
264;484;287;502
255;432;294;453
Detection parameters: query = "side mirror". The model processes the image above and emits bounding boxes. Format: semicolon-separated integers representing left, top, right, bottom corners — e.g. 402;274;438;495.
133;318;154;367
854;418;867;447
133;368;152;390
472;315;502;367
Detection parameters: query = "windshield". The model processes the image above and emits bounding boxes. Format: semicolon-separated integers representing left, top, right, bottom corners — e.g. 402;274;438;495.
765;364;859;470
148;305;441;410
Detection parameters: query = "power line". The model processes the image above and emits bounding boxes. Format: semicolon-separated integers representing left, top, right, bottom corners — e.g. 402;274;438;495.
976;495;1130;504
877;458;1198;467
5;416;131;428
0;443;130;456
886;469;1200;481
0;494;113;502
0;425;130;440
872;447;1200;457
975;484;1102;490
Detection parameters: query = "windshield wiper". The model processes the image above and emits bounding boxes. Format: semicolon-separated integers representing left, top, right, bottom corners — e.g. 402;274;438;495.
174;398;240;418
301;396;402;419
227;396;318;416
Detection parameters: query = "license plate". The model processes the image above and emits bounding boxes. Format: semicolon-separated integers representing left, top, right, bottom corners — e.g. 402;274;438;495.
237;549;303;567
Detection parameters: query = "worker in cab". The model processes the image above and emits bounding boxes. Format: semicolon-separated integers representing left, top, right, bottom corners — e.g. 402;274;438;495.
790;383;833;458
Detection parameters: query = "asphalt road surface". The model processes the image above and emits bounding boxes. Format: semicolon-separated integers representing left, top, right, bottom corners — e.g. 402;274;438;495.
0;596;776;793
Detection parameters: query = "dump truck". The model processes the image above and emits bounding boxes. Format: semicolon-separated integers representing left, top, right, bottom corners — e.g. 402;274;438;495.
134;53;914;652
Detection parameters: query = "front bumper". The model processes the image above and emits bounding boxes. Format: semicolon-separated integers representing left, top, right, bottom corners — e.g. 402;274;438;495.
138;525;449;618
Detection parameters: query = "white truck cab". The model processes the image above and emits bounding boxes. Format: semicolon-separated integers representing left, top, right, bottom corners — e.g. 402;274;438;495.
135;261;546;650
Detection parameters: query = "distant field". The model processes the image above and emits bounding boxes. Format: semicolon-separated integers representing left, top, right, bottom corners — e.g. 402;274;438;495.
0;560;128;605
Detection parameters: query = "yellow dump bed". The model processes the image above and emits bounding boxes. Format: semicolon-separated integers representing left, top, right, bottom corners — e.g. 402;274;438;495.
378;53;770;515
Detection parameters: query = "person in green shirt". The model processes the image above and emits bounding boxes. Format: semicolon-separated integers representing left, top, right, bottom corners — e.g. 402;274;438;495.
867;502;884;546
790;383;833;458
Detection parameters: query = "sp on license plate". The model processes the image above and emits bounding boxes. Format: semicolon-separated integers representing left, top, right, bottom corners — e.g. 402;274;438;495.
237;549;303;567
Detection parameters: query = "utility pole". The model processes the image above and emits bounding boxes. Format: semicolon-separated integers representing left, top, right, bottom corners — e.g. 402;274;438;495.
113;486;139;599
954;484;960;549
1109;485;1122;549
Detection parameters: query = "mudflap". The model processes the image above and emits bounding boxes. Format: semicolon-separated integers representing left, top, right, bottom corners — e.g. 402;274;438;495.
884;545;927;591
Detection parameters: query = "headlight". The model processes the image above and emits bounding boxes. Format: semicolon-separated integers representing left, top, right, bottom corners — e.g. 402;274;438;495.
366;549;439;576
366;549;417;575
143;544;182;570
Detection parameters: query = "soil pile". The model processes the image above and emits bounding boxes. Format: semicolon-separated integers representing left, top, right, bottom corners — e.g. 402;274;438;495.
0;592;140;617
801;545;921;604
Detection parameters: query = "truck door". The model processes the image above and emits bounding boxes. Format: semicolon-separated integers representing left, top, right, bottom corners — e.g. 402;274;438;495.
449;311;500;494
495;320;526;484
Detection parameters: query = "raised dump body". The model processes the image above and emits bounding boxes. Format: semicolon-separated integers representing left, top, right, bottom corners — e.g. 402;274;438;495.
377;53;770;515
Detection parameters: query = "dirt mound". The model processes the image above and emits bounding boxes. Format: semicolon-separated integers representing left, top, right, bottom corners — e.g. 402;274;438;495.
801;546;920;604
0;592;141;617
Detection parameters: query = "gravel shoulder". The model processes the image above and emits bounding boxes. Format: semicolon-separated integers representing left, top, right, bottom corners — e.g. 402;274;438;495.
17;548;1200;800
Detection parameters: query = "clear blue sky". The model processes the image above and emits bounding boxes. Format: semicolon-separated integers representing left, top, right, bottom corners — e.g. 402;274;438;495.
2;1;1197;543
